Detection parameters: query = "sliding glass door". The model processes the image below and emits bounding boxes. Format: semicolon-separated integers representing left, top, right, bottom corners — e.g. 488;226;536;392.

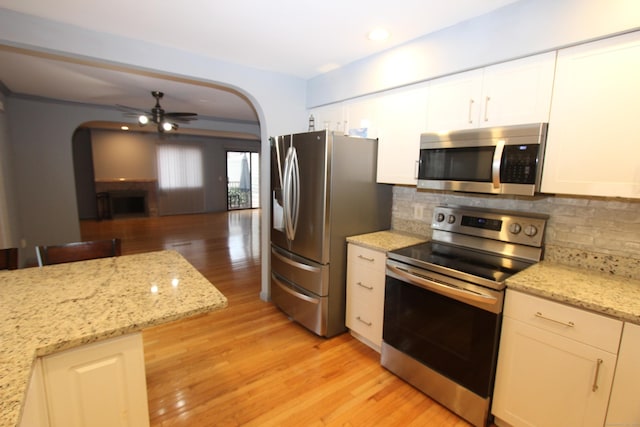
226;151;260;210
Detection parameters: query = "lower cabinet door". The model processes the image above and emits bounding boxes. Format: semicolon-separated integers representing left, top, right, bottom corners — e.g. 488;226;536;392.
606;322;640;425
492;318;616;427
42;333;150;427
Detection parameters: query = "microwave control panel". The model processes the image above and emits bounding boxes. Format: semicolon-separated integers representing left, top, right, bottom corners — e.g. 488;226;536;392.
500;144;540;184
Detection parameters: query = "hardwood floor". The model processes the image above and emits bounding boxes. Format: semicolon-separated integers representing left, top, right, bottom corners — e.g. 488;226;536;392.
80;211;472;426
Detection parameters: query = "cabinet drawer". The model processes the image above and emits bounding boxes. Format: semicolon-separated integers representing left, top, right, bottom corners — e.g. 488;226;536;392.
347;244;386;273
348;262;385;293
504;290;622;353
346;287;384;347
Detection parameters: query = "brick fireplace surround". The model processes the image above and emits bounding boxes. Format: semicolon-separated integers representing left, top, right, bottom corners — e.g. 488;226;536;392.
94;180;159;217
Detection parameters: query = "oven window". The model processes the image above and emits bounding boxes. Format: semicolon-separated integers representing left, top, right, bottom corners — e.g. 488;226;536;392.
419;146;494;182
383;275;501;397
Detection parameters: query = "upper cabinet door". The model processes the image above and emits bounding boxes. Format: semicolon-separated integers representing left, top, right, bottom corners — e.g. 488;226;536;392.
481;52;556;127
541;31;640;198
375;86;428;185
425;69;483;132
425;52;555;133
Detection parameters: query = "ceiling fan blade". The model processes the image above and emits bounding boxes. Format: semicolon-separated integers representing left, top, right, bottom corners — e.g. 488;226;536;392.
168;117;196;124
116;104;147;114
165;112;198;118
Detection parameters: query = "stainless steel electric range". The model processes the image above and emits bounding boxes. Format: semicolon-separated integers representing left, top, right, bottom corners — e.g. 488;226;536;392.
382;205;548;427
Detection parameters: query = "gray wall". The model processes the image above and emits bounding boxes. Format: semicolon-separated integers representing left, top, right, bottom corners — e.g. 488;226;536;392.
84;128;260;214
0;91;20;248
5;96;259;265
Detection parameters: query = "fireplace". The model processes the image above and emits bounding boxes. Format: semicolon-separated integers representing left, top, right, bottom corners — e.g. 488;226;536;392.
94;180;159;218
110;191;147;217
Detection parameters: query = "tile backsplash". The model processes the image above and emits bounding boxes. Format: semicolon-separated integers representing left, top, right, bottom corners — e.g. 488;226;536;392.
392;187;640;280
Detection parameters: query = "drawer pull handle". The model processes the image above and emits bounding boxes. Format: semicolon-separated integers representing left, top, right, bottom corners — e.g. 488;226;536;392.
592;358;603;392
356;316;372;327
535;312;575;328
356;281;374;290
358;255;375;262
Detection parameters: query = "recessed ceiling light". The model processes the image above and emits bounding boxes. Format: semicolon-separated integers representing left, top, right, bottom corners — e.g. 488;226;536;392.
368;28;390;41
121;125;129;131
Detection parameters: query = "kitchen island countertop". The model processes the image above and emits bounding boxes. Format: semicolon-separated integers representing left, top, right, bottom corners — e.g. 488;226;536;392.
346;230;428;252
506;261;640;324
0;250;227;427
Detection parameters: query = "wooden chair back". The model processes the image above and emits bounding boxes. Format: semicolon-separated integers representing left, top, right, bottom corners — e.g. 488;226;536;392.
36;238;122;267
0;248;18;270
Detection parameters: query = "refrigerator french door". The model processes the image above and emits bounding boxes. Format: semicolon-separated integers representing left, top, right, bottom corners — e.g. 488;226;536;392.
270;130;391;337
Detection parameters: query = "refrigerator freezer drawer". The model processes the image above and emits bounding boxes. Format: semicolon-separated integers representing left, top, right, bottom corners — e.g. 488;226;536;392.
271;272;328;336
271;245;329;296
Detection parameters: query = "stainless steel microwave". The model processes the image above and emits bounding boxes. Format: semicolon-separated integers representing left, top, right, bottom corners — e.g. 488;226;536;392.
417;123;548;196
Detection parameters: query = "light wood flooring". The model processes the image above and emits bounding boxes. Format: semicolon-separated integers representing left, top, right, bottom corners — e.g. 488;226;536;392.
80;210;472;426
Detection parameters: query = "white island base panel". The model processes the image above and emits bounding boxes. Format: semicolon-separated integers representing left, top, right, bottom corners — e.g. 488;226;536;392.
22;333;149;427
0;250;228;427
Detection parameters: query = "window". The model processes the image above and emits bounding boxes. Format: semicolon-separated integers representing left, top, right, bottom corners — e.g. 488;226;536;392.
157;144;203;189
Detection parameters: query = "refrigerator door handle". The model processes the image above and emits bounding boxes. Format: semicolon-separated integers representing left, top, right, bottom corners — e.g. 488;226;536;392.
283;146;300;241
272;273;320;305
271;246;321;274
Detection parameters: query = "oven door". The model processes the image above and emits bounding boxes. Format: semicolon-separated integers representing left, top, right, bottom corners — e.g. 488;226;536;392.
383;261;503;398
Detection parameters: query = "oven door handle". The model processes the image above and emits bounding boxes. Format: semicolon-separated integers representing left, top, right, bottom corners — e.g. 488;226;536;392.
387;264;499;305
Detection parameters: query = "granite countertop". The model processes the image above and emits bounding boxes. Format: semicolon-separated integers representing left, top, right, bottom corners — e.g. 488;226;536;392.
346;230;428;252
0;250;227;427
506;261;640;324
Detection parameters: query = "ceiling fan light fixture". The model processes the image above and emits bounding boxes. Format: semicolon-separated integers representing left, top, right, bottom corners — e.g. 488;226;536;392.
138;115;149;125
162;121;174;132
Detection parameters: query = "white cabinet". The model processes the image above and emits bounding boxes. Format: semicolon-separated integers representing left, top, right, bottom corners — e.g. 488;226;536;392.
374;86;428;185
606;322;640;425
426;52;555;132
492;290;622;427
343;86;428;185
20;359;50;427
425;69;483;132
541;31;640;198
311;85;428;185
41;333;150;427
345;243;387;351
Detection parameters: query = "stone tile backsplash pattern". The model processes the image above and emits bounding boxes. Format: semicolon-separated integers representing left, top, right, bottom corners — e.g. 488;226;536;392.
392;187;640;280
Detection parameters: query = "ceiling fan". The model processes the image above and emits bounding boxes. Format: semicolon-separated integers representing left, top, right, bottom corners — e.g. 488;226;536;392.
118;91;198;133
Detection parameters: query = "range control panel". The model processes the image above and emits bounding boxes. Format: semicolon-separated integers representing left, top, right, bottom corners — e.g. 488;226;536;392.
432;205;548;247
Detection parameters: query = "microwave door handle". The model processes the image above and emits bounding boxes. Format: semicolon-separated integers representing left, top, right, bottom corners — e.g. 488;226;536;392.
492;140;505;190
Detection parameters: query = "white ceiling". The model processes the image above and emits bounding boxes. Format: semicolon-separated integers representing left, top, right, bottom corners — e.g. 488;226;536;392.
0;0;519;127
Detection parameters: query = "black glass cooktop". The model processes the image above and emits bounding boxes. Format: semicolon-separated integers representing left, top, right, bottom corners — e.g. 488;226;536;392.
388;241;533;285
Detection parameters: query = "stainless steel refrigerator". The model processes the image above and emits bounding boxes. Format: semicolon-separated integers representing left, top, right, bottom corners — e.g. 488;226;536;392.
270;130;392;337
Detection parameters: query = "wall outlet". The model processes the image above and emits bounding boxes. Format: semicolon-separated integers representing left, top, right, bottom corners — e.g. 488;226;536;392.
413;204;424;219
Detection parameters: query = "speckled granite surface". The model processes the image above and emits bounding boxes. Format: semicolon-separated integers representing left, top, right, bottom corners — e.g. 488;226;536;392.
346;230;428;252
506;261;640;324
544;244;640;281
0;250;227;427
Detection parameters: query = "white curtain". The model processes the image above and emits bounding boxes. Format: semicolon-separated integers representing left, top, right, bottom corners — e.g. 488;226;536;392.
156;143;205;215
